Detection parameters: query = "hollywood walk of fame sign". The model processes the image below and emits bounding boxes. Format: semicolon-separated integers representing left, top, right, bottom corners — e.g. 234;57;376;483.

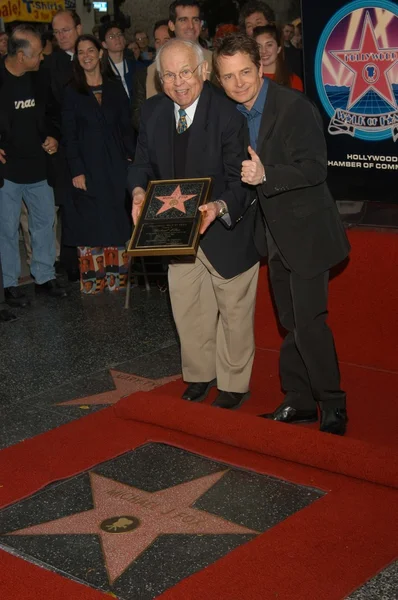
5;470;258;585
57;370;181;407
303;0;398;205
128;178;213;257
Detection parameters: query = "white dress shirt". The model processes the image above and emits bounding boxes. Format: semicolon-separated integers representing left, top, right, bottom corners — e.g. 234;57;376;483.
173;96;200;130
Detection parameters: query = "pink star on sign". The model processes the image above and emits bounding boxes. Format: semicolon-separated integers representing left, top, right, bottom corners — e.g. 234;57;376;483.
7;471;258;584
330;12;398;110
155;185;197;216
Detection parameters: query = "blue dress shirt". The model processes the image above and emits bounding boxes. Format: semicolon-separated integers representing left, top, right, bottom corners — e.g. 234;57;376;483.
237;78;269;151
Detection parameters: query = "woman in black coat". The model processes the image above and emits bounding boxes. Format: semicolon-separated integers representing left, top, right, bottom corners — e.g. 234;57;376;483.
62;35;135;295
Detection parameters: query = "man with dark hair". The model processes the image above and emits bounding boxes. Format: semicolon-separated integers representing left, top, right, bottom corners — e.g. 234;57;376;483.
153;20;171;50
238;1;275;36
0;25;68;305
101;21;143;102
283;23;295;47
134;30;155;61
214;34;350;435
145;0;213;98
129;39;259;409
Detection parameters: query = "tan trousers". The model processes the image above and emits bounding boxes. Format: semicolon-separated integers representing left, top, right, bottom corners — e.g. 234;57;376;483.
168;247;259;393
20;202;60;265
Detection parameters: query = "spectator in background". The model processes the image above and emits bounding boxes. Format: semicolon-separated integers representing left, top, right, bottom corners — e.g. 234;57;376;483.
200;21;212;49
240;1;302;79
62;35;135;295
145;0;213;99
0;32;8;57
239;1;275;36
154;19;171;50
282;23;294;47
100;21;144;102
134;30;155;61
41;31;54;55
131;19;171;132
44;9;84;282
126;40;141;61
254;25;303;91
292;22;303;49
0;25;68;306
92;25;100;40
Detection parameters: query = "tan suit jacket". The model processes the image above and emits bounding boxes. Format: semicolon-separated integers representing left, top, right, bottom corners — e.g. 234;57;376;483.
146;47;213;99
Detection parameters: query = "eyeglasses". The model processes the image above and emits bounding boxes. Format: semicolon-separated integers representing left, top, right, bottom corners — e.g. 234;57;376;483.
161;63;202;83
53;27;75;36
107;32;124;40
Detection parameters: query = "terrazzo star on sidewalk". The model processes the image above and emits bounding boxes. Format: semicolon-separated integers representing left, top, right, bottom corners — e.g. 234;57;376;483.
128;38;260;410
214;33;350;436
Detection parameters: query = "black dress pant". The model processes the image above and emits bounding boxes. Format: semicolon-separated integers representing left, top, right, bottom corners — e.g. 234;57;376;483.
266;229;346;409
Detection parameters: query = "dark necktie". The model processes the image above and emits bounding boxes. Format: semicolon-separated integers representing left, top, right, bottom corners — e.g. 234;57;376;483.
177;108;188;134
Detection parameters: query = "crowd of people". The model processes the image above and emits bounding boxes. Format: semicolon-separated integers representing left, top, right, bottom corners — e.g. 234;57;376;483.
0;1;349;436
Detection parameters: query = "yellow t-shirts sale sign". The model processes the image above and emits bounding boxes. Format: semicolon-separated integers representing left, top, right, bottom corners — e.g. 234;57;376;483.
0;0;65;23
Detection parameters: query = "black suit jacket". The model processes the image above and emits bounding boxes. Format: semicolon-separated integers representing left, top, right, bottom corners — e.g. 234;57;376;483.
253;80;350;279
42;50;74;109
128;82;259;279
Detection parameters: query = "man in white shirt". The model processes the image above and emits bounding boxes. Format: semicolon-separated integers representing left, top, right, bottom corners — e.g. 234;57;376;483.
129;39;259;409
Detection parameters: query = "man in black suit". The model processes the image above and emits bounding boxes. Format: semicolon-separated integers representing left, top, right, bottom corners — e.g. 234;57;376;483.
47;10;82;105
128;39;259;409
43;9;83;281
214;34;350;435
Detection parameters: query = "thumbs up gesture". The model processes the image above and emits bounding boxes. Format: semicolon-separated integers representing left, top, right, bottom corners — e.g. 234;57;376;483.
241;146;266;186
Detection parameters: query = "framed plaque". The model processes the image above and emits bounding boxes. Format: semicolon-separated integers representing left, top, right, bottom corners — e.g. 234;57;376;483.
127;178;213;257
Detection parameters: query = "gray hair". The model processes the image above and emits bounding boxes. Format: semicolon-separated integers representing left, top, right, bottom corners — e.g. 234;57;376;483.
7;25;41;58
155;39;205;75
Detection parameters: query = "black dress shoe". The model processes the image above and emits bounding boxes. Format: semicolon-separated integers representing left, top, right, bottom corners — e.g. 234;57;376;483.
182;379;217;402
55;261;64;277
259;402;318;424
35;279;69;298
0;307;18;322
4;286;30;307
212;390;250;410
320;408;348;436
67;269;80;283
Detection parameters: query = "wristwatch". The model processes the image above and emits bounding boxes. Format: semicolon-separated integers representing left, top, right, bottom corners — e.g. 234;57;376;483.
215;200;229;218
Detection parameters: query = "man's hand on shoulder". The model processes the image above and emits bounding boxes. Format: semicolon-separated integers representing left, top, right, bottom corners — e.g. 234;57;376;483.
241;146;265;186
132;187;146;225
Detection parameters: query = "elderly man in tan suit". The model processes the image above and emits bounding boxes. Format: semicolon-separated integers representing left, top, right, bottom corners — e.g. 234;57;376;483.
146;0;213;98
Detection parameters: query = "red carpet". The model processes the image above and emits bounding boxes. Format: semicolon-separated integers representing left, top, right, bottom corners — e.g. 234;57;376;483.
1;229;398;599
